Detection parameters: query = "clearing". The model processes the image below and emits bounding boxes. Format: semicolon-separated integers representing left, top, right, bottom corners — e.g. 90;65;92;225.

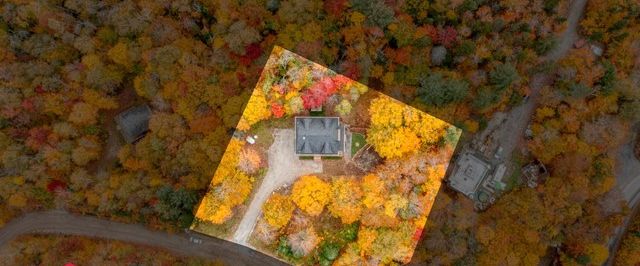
231;129;322;245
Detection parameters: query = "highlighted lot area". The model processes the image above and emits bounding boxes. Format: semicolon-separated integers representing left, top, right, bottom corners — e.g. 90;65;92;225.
190;46;460;265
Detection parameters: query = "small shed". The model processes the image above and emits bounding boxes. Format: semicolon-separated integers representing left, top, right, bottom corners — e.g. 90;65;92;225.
522;160;549;188
115;104;152;143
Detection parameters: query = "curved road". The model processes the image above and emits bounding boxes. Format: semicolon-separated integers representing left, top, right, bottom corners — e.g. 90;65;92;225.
0;210;285;266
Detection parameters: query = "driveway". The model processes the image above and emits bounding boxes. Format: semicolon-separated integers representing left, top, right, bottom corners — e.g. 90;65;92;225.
473;0;588;179
606;126;640;265
231;129;322;245
616;129;640;206
0;210;285;266
545;0;587;61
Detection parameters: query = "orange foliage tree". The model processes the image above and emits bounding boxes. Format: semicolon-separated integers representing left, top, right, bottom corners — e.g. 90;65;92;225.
361;174;386;209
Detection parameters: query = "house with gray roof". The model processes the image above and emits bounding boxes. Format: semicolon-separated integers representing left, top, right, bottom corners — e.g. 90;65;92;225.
115;104;152;143
448;152;492;199
448;150;508;210
295;117;345;157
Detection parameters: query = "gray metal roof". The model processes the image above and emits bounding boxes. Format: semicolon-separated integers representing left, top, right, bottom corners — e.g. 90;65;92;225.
295;117;343;156
115;104;152;143
448;152;491;198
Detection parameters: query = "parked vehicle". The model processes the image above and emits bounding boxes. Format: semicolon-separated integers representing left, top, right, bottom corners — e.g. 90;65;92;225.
189;236;203;244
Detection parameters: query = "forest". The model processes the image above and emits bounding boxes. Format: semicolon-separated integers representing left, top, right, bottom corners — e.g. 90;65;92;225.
3;234;220;265
190;46;460;265
0;0;638;265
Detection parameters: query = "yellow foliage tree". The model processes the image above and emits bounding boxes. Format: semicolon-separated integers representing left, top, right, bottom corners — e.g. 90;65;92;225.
367;95;448;158
534;106;555;122
195;193;233;224
291;175;330;216
217;170;253;207
362;174;385;209
584;243;608;266
107;41;132;69
82;89;118;110
328;177;363;224
262;193;295;229
405;109;448;146
333;243;361;266
211;138;243;186
71;135;101;166
193;137;254;225
384;194;408;218
237;90;271;131
369;127;421;159
615;217;640;265
8;192;27;208
357;227;378;256
369;96;404;128
68;102;98;125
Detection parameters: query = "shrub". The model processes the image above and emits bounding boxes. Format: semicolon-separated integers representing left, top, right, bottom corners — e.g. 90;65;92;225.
287;227;320;257
320;242;341;261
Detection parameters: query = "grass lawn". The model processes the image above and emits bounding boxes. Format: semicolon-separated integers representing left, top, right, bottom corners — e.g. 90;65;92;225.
351;133;366;156
190;214;242;239
505;167;522;191
310;110;325;116
505;153;525;190
249;118;289;151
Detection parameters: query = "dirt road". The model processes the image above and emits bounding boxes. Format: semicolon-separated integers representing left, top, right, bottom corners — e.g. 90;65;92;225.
231;129;322;245
478;0;588;178
606;124;640;265
617;129;640;206
0;210;285;265
88;87;138;176
545;0;588;61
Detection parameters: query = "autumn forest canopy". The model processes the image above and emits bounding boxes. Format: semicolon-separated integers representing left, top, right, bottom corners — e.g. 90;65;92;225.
0;0;639;265
190;46;459;265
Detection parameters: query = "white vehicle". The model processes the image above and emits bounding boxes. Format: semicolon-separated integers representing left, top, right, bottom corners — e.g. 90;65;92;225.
189;236;203;244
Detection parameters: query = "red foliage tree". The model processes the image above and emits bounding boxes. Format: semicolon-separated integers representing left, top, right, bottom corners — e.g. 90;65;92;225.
237;43;262;66
26;126;51;151
21;98;35;112
271;103;285;118
301;77;338;109
424;25;438;41
47;180;67;192
340;60;360;80
438;26;458;48
34;84;46;94
324;0;348;17
332;75;351;89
